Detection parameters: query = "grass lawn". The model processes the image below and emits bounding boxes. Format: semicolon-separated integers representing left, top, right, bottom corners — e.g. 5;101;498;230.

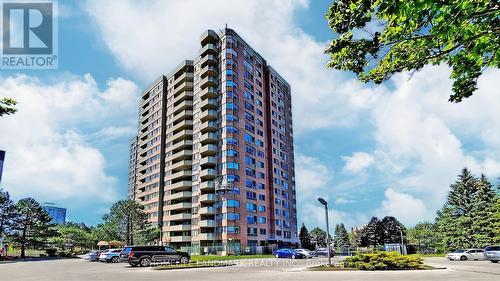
310;265;444;271
6;249;46;258
191;254;273;261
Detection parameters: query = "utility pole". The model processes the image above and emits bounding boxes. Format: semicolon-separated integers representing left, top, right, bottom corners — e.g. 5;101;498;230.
317;197;332;267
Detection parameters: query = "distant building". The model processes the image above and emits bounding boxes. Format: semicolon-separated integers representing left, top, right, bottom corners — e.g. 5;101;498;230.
42;203;67;224
0;150;5;185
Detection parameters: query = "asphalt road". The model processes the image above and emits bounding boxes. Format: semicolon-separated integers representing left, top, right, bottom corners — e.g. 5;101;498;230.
1;256;498;281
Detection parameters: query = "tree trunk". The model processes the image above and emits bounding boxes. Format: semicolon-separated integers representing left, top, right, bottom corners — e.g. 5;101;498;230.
21;226;26;259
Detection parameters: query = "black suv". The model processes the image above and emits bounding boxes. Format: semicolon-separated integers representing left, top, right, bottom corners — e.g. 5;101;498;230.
120;245;190;267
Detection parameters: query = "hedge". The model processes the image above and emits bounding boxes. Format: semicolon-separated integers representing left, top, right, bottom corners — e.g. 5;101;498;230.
344;252;424;270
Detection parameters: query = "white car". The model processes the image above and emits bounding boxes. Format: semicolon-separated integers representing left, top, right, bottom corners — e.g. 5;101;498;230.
295;249;314;258
446;249;485;261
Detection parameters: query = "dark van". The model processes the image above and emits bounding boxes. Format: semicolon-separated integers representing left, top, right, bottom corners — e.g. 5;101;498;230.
120;245;190;267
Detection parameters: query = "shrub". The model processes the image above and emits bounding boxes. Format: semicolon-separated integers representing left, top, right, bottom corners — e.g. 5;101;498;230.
344;252;424;270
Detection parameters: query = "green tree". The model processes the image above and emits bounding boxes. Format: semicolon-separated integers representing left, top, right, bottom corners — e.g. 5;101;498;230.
0;189;16;237
135;225;161;245
50;222;93;250
103;200;147;245
407;222;438;253
10;198;55;258
91;222;121;244
334;223;350;252
435;168;499;251
310;227;327;248
325;0;500;102
381;216;405;244
0;98;17;117
299;223;313;250
362;217;383;247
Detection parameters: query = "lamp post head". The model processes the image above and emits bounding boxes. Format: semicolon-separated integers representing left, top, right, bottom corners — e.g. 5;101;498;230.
317;197;327;206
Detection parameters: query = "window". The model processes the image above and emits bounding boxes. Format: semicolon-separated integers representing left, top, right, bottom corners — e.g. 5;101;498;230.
246;168;256;177
256;119;263;126
226;102;238;110
246;191;256;200
247;216;257;224
226;174;240;182
244;133;255;143
226;125;239;134
244;91;254;101
226;213;240;220
258;194;265;200
247;227;258;237
244;102;254;111
225;162;239;170
245;123;255;132
259;229;267;235
224;149;239;157
226;200;240;208
246;179;256;189
246;203;257;212
258;172;265;179
255;140;264;147
245;156;256;166
225;137;239;146
257;151;265;158
226;114;239;122
258;205;266;212
258;217;267;224
258;183;265;190
244;112;254;122
245;145;255;155
227;226;240;234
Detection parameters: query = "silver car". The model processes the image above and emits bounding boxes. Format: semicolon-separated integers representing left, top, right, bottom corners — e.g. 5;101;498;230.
446;249;484;261
484;246;500;263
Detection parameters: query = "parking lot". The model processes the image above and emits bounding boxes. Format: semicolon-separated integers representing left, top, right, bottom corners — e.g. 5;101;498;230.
0;257;498;281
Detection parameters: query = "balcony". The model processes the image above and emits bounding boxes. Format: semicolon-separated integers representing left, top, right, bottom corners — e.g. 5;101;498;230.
200;87;218;99
200;77;217;88
200;98;217;110
200;133;217;145
199;220;216;228
165;170;191;181
200;54;217;67
200;109;217;122
200;144;217;156
164;224;191;232
199;181;215;191
171;129;193;143
199;206;215;215
171;139;193;152
170;160;192;171
173;99;193;114
200;168;216;180
173;72;194;86
200;43;217;56
173;91;193;104
199;193;216;203
173;81;193;96
200;65;217;78
165;202;192;211
197;233;216;241
168;213;192;221
167;181;192;191
168;235;191;243
168;191;192;200
171;119;193;132
173;110;193;123
169;150;192;162
200;121;217;133
200;156;216;167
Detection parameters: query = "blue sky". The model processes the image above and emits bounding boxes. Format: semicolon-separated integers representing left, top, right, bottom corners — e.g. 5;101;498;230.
1;0;499;230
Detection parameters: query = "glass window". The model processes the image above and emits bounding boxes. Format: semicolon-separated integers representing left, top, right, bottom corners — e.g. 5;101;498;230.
246;203;257;212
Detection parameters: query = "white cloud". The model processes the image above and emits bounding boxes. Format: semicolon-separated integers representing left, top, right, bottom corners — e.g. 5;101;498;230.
376;188;429;225
0;74;139;203
342;152;374;174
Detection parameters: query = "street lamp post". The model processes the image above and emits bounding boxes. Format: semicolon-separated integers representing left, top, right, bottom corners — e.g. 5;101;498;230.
317;197;332;267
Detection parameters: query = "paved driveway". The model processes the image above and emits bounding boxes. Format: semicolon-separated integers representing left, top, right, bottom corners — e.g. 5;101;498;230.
0;256;498;281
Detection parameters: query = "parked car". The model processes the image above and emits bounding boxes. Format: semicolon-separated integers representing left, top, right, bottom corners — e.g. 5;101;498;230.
121;245;190;267
83;250;101;261
446;249;484;261
315;248;335;257
98;248;123;263
272;248;306;259
484;246;500;263
295;249;315;258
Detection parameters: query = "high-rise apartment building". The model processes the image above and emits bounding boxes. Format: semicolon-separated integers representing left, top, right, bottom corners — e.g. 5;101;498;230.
129;28;297;254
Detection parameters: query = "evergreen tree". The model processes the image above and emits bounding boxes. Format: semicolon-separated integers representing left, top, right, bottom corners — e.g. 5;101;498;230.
470;175;499;247
299;223;312;250
0;189;16;237
103;200;147;245
363;217;383;247
447;168;478;215
10;198;55;258
334;223;350;252
310;227;327;249
381;216;405;244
